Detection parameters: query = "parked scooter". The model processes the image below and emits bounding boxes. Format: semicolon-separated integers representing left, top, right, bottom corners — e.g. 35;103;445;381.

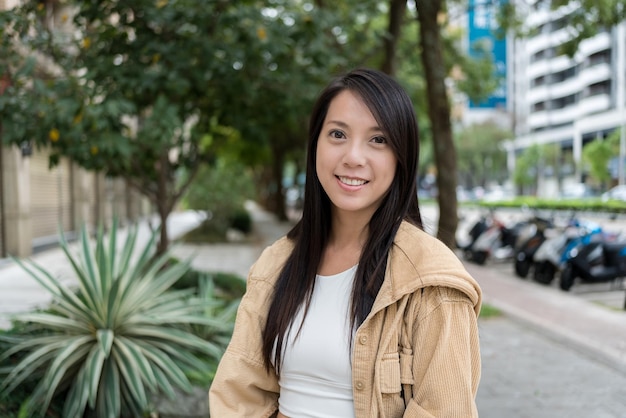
559;237;626;291
532;219;603;285
514;216;554;278
458;214;491;260
465;215;530;265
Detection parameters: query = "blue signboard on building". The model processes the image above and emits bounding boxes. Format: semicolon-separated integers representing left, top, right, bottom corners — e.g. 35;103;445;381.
468;0;507;108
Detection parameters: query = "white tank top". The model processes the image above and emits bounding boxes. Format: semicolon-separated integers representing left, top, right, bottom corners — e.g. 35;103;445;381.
277;265;357;418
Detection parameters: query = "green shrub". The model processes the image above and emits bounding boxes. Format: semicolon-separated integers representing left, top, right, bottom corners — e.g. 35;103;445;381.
169;259;246;302
179;219;229;244
183;160;256;240
229;209;252;234
0;221;236;418
479;196;626;214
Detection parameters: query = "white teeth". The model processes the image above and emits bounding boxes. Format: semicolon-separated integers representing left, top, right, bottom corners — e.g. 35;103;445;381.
339;176;367;186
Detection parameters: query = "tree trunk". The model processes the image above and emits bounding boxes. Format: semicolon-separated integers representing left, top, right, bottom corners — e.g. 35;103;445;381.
415;0;458;248
156;152;170;256
381;0;407;76
156;199;170;257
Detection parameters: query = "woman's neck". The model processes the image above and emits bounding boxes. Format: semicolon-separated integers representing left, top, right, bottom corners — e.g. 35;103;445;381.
318;213;369;276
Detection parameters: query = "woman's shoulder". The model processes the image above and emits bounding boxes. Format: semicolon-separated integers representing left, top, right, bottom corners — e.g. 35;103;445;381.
394;221;458;260
392;221;471;276
248;235;294;282
390;221;481;312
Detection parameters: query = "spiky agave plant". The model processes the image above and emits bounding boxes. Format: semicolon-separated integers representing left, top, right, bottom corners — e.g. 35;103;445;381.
0;221;234;418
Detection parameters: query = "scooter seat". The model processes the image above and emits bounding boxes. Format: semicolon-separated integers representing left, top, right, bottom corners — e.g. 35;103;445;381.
602;242;626;270
602;242;626;258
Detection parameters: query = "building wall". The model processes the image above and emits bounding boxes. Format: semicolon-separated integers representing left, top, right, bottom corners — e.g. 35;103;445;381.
29;151;73;242
508;4;626;195
0;145;150;257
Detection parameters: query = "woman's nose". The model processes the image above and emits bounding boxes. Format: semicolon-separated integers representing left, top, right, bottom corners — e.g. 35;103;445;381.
343;141;366;166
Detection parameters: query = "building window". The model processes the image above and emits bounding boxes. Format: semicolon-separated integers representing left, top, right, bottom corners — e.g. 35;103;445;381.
532;75;546;87
551;93;577;109
532;101;546;112
588;50;611;67
531;49;546;62
585;81;611;97
551;66;576;83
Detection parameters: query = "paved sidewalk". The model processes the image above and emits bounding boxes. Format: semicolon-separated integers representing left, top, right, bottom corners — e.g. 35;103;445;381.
0;210;210;329
2;203;626;417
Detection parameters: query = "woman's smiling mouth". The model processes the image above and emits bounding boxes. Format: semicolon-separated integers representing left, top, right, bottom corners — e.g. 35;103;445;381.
337;176;368;186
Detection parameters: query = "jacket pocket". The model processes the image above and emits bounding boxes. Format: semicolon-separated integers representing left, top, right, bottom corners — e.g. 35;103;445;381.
379;352;401;393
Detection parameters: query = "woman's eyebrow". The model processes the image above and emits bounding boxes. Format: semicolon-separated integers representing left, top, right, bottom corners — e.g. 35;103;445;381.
325;120;383;133
325;120;349;128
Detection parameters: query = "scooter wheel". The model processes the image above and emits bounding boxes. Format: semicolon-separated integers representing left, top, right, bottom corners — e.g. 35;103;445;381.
472;251;488;265
533;262;555;285
514;254;531;278
559;264;576;291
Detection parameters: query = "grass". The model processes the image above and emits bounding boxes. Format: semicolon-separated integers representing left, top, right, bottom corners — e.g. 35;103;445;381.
479;303;502;318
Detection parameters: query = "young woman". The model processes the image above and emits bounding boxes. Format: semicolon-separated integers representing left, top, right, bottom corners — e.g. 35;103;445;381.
209;68;482;418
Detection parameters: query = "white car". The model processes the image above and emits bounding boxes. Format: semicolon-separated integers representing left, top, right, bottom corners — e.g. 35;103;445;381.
560;183;596;199
601;185;626;202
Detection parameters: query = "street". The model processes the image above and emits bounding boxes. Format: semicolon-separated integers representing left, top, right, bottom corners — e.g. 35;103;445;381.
477;316;626;418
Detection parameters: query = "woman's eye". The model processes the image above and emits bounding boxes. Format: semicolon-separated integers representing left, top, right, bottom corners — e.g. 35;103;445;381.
371;136;387;144
330;130;345;139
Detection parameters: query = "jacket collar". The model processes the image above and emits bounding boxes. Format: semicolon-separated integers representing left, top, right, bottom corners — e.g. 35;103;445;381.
370;221;481;316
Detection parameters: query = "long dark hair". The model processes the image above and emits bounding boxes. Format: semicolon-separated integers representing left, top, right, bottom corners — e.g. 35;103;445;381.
262;68;422;374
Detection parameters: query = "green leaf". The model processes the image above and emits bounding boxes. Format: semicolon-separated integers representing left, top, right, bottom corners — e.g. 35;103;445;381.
97;329;114;358
15;312;92;333
85;344;107;409
134;342;193;393
111;344;148;408
63;364;90;417
117;337;158;392
99;358;121;418
40;337;93;410
0;340;67;395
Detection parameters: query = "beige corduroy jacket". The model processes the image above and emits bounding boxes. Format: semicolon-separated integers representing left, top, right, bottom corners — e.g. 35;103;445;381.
209;221;482;418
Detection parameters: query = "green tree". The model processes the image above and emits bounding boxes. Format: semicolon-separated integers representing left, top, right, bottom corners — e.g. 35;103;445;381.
381;0;408;76
513;144;542;195
0;0;351;249
0;1;251;253
370;1;500;246
456;121;511;188
583;131;620;187
210;2;353;220
414;1;461;247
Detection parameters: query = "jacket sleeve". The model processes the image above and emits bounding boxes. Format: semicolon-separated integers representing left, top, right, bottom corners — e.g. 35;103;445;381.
404;287;481;418
208;272;280;418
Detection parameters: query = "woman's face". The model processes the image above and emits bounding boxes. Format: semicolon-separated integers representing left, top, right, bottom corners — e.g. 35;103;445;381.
316;90;397;220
